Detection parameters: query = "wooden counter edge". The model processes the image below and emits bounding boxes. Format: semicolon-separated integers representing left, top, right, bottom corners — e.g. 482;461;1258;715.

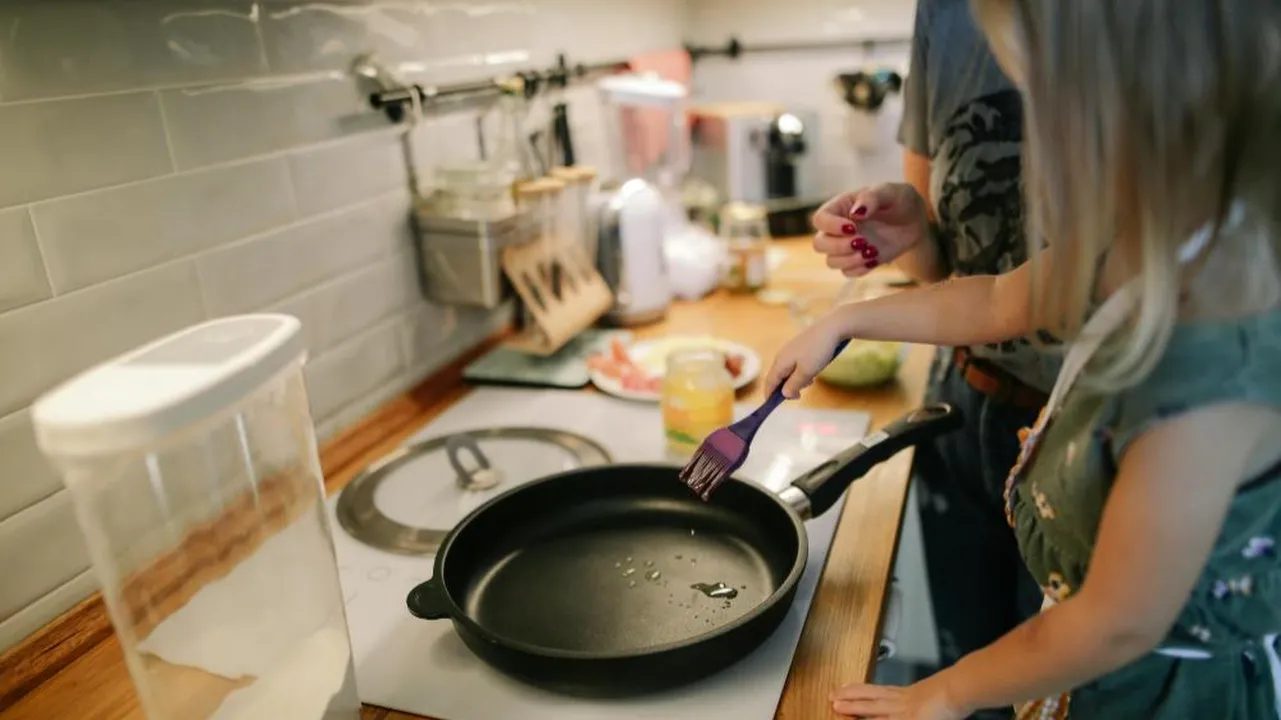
775;344;929;718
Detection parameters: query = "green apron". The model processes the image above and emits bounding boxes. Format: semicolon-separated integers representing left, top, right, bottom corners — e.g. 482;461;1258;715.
1006;299;1281;719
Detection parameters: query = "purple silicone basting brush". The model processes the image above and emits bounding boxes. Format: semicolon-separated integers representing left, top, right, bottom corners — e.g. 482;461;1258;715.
679;340;849;500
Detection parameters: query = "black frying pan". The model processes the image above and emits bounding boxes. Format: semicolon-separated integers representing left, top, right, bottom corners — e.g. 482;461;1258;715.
407;403;961;696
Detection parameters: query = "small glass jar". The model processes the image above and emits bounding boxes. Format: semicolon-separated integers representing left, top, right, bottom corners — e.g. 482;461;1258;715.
432;164;516;220
550;165;599;263
720;202;771;292
661;348;734;456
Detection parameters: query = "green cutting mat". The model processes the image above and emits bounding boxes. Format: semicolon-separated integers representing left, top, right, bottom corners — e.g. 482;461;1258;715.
463;329;632;389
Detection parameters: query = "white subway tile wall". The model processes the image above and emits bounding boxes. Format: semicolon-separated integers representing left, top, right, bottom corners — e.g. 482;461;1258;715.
0;0;685;652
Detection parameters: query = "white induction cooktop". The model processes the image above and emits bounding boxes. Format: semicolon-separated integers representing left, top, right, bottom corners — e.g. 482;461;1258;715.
326;387;871;720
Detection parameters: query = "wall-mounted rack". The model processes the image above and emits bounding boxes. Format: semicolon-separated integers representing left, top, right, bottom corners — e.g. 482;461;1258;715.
366;53;631;123
684;34;912;62
363;34;911;124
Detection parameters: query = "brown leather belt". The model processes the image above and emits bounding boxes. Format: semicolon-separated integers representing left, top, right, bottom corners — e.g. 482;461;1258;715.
952;348;1048;410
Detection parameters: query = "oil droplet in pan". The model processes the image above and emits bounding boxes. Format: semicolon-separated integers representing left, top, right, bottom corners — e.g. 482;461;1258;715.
621;567;637;577
691;582;739;599
646;570;662;581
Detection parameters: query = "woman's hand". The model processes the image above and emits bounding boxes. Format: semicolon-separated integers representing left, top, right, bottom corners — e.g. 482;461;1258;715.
765;312;846;399
811;183;930;277
830;677;966;720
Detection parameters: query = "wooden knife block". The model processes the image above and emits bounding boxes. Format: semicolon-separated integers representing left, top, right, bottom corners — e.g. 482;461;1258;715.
501;238;612;356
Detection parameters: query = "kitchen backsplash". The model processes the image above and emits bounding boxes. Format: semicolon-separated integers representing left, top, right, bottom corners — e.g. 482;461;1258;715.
0;0;687;653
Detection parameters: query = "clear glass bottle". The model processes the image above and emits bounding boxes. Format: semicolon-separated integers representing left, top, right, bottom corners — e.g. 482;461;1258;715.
31;316;360;720
550;165;600;266
719;202;771;292
661;348;735;456
431;164;516;221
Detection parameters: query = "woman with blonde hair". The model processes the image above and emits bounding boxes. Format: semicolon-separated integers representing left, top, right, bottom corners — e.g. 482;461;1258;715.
768;0;1281;717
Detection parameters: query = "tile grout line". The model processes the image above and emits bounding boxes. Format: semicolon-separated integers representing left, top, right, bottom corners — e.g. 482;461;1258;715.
281;158;302;219
261;246;415;340
310;312;409;368
23;205;59;298
0;69;345;109
0;567;97;641
154;90;180;174
0;484;70;533
196;188;407;269
0;189;409;327
250;1;273;75
308;315;414;426
5;124;406;215
192;261;214;320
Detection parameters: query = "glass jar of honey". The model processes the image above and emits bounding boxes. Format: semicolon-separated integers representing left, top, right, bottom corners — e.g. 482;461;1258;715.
661;348;734;456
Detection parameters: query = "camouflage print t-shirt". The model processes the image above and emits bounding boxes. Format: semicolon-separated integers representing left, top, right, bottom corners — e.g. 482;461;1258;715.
897;0;1059;392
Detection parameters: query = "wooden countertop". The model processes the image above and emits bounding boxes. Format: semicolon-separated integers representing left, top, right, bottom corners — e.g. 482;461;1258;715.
0;238;929;720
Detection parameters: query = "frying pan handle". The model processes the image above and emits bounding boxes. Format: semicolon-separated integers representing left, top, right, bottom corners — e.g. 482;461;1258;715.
787;404;962;517
406;577;452;621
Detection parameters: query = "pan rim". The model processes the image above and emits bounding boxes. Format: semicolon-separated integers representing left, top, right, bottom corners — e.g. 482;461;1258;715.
429;462;810;662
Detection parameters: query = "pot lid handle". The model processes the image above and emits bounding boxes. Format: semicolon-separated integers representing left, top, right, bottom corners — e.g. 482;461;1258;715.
446;433;502;491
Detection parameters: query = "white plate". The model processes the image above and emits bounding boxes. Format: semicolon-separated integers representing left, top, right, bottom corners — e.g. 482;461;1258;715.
588;335;762;402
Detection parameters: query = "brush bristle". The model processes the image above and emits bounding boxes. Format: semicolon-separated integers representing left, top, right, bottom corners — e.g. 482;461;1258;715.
679;429;748;500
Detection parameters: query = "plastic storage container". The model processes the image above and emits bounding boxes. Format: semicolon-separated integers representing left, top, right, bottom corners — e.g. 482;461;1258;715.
31;315;360;720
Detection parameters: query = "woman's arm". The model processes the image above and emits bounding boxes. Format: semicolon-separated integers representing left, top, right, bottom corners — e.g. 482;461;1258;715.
824;259;1034;347
897;150;951;284
832;403;1274;719
766;259;1043;397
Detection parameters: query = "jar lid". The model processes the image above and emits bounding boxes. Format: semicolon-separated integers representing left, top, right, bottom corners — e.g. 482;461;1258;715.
514;177;566;198
32;315;305;459
722;201;768;221
550;166;599;183
336;427;611;554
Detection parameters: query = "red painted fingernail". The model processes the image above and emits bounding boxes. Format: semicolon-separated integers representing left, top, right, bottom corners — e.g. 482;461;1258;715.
866;259;879;269
851;236;867;250
852;205;868;218
842;223;856;235
862;245;878;259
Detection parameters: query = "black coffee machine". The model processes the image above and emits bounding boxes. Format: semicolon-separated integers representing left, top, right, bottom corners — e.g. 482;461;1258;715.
765;112;808;201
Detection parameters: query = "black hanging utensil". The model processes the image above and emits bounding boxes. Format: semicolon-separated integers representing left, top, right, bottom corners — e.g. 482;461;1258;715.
553;102;576;166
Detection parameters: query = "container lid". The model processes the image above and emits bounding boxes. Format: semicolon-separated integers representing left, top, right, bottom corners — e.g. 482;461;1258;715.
690;101;785;118
550;166;599;183
722;201;768;221
32;315;306;459
513;177;566;198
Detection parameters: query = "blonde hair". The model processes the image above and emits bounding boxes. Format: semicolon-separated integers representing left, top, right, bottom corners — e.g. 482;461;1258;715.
973;0;1281;391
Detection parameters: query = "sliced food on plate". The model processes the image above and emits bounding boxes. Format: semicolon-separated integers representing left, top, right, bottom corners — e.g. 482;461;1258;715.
587;335;760;400
586;337;662;393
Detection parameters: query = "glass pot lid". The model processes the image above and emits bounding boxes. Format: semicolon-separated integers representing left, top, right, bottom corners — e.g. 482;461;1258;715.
336;427;611;555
